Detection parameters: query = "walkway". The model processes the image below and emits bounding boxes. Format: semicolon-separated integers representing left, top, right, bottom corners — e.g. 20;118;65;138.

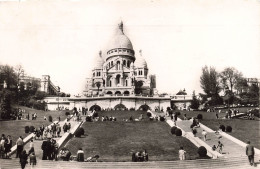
152;111;260;159
17;117;79;160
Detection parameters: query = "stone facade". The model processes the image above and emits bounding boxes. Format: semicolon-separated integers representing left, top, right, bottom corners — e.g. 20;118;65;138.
84;22;156;96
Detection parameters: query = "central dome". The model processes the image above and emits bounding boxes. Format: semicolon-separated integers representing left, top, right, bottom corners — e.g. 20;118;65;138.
107;22;133;50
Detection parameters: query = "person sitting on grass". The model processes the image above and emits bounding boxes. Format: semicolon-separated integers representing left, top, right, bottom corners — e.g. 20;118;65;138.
86;155;99;162
179;147;186;160
142;149;148;162
77;148;84;162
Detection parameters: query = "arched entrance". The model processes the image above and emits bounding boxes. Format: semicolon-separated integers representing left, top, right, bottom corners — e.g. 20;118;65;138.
89;104;101;111
123;91;130;95
139;104;151;111
114;104;127;110
106;91;112;94
115;91;121;95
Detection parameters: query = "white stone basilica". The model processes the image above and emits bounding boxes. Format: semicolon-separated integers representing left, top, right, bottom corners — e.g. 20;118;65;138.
84;22;156;96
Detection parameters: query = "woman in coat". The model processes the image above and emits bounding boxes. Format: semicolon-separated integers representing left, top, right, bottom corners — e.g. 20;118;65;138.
19;150;28;169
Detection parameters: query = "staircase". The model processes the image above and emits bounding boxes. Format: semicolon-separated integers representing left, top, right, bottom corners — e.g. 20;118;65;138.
1;155;259;169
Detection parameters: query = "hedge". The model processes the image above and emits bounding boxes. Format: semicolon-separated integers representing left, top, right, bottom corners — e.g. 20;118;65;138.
175;128;182;136
171;126;177;135
25;126;30;133
29;126;35;133
75;127;85;137
197;114;203;120
226;126;232;132
198;146;207;157
219;125;225;132
48;115;53;122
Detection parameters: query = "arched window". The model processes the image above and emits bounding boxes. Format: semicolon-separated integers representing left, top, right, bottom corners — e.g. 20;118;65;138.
117;61;120;70
127;61;130;67
116;74;120;85
111;61;113;66
109;80;112;87
125;80;128;86
123;60;126;66
108;62;110;67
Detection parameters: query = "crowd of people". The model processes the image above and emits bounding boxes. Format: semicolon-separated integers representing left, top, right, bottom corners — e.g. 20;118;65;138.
0;134;12;159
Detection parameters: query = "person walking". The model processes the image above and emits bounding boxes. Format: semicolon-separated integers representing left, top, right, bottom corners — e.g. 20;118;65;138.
16;136;24;158
19;150;28;169
217;141;224;154
202;130;207;141
179;147;186;160
41;137;52;160
28;139;35;156
246;141;255;166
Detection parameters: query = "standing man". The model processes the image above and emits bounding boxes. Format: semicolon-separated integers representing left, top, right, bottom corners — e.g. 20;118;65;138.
179;147;186;160
41;137;52;160
16;136;24;158
246;141;255;166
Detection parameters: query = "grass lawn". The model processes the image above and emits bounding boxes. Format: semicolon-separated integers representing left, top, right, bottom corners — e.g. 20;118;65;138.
178;107;257;120
177;108;260;149
201;119;260;149
0;106;70;143
66;116;199;162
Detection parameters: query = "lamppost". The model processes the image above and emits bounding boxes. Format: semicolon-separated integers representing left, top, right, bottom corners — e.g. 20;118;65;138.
57;87;60;111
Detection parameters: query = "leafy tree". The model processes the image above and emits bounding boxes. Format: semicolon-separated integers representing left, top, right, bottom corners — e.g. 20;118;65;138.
0;65;17;90
220;67;243;94
0;89;13;119
200;66;222;105
190;91;200;109
34;91;46;100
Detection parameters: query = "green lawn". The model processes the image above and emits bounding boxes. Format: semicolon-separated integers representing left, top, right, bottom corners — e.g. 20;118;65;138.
201;119;260;149
177;108;260;149
0;106;70;143
66;120;198;162
178;107;257;120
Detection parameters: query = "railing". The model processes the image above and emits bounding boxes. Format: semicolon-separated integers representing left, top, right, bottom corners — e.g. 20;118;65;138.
82;94;170;98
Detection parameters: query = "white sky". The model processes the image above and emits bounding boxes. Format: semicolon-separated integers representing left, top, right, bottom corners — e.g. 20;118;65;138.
0;0;259;95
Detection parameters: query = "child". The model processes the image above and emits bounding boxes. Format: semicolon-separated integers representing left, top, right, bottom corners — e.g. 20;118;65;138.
179;147;186;160
30;152;37;166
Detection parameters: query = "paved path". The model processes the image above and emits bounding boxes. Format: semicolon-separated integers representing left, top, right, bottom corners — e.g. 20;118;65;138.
151;111;259;159
19;118;79;160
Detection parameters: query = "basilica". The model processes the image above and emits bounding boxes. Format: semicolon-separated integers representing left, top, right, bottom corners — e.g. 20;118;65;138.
84;22;156;96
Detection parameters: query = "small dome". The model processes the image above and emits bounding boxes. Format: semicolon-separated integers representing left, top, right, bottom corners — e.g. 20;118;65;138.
107;21;133;50
93;51;104;69
134;50;147;69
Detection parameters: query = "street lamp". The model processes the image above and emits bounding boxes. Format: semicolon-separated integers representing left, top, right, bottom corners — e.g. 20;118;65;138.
57;87;60;111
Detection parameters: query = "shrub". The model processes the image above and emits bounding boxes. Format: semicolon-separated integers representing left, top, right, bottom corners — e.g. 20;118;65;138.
219;125;225;132
29;126;35;133
197;146;207;157
175;128;182;136
226;126;232;132
48;115;53;122
159;116;165;121
147;112;152;117
74;129;82;137
86;116;92;122
65;112;70;116
171;126;177;135
25;126;30;133
197;114;203;120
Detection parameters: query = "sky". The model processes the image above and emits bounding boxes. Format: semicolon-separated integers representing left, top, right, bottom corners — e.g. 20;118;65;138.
0;0;259;95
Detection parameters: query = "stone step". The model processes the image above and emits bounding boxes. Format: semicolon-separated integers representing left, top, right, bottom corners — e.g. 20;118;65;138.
1;155;259;169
